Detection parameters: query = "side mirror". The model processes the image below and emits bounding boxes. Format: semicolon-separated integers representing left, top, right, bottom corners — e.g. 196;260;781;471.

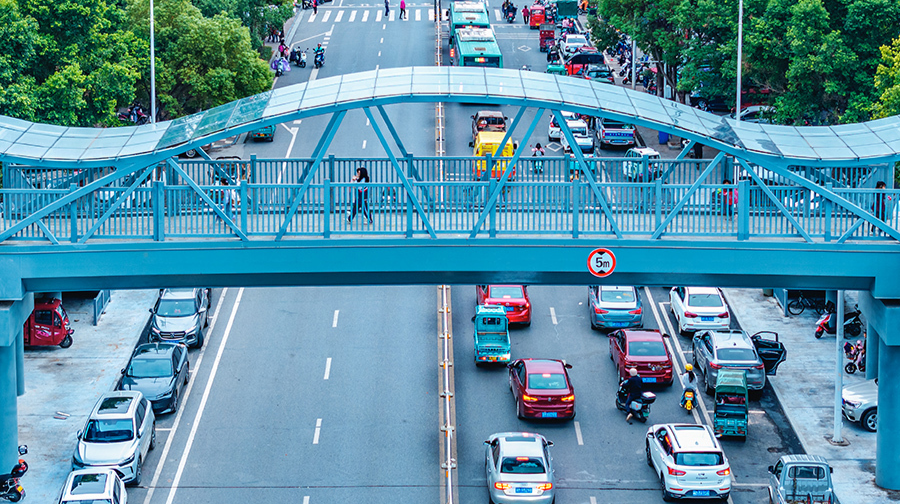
483;440;490;445
120;368;126;375
470;115;475;120
17;445;27;456
506;363;513;369
662;333;670;338
149;308;154;313
546;440;554;446
564;363;573;369
767;465;774;474
77;429;83;439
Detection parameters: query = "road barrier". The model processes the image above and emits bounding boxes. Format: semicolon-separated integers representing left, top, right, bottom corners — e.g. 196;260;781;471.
437;285;457;504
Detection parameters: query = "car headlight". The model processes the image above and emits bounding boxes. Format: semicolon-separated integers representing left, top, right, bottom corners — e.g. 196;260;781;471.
73;451;83;466
151;327;161;334
120;454;135;466
844;399;861;409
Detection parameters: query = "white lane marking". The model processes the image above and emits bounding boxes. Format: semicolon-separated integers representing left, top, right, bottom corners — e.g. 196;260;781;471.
142;289;230;504
334;10;343;21
415;8;421;20
590;497;597;504
375;64;379;70
362;10;370;21
378;51;381;57
303;497;310;504
322;10;331;22
389;10;395;20
324;357;332;380
382;23;386;29
376;10;382;21
380;37;384;43
156;427;173;432
550;307;558;325
307;12;317;22
362;139;368;148
494;8;501;20
366;117;370;126
574;420;584;445
332;309;339;327
292;119;303;125
349;10;356;21
313;418;323;444
276;126;299;183
164;288;244;504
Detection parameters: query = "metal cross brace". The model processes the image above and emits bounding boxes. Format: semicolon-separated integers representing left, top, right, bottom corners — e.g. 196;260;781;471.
364;106;437;238
739;159;813;243
468;108;543;238
487;106;527;176
79;164;157;244
651;152;724;240
166;158;248;241
553;108;622;238
676;139;695;161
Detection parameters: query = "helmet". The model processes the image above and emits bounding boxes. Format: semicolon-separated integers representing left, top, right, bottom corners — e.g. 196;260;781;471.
628;368;638;377
685;364;693;372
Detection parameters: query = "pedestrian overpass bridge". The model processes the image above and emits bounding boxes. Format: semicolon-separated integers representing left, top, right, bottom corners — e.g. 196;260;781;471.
1;66;900;488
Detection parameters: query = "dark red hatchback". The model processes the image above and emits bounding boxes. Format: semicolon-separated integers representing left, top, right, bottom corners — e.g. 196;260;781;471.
608;329;674;386
507;359;575;420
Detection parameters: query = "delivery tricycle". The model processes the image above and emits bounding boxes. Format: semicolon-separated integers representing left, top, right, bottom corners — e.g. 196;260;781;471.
474;305;511;365
713;369;748;439
23;298;74;348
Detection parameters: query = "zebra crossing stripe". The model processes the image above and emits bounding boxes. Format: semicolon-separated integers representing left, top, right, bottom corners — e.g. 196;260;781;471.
334;10;343;21
376;10;383;21
362;10;369;21
415;9;421;20
389;10;395;20
307;12;317;22
494;8;501;20
322;10;331;22
349;10;357;21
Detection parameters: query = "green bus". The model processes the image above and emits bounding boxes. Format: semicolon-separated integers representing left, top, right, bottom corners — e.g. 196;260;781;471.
449;1;491;41
452;27;503;68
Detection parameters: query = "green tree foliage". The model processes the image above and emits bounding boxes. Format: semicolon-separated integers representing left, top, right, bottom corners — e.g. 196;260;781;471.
872;37;900;119
127;0;272;117
194;0;293;48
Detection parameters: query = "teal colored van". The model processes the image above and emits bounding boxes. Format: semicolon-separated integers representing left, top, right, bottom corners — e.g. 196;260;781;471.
474;305;510;365
249;124;276;142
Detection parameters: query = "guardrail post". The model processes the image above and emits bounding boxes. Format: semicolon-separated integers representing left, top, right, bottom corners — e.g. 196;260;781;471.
328;154;335;183
240;180;248;234
641;155;649;181
323;179;331;239
483;153;492;181
572;178;580;238
824;182;833;242
69;183;78;243
153;181;165;241
738;179;749;240
489;179;497;238
655;177;663;229
249;154;257;183
407;153;418;181
406;188;414;237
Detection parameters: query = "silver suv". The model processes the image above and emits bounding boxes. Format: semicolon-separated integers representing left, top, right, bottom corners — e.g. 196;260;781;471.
58;468;127;504
645;423;732;501
73;391;156;485
842;379;877;432
692;330;767;394
150;288;210;348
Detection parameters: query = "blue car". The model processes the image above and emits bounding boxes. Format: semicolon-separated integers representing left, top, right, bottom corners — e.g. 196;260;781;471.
589;285;642;330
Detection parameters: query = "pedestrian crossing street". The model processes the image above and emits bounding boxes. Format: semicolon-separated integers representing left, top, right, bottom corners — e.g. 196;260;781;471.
302;7;434;22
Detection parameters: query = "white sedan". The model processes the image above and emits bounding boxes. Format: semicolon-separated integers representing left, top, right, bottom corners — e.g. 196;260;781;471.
669;286;730;335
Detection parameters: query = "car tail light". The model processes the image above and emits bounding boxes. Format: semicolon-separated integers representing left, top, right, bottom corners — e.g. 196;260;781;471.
537;483;553;491
495;482;510;490
595;308;609;314
718;312;730;318
560;394;575;402
753;363;765;369
717;468;731;476
684;312;698;318
628;308;642;315
710;362;722;369
523;395;539;402
668;466;687;476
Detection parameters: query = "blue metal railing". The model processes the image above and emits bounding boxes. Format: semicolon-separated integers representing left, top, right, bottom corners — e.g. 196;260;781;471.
1;176;896;243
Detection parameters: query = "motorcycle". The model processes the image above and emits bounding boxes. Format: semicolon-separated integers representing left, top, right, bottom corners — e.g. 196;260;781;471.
615;380;656;423
302;0;312;9
505;8;516;22
680;388;695;413
0;445;27;502
314;50;325;69
117;103;149;126
290;48;307;68
814;303;862;339
843;340;866;374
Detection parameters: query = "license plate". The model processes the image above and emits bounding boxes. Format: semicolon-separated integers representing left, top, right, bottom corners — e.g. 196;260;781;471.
642;377;657;383
506;306;515;312
541;412;558;418
701;316;714;322
693;490;710;497
515;487;532;494
607;322;628;327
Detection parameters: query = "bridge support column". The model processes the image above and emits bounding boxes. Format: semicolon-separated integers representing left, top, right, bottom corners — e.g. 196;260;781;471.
876;338;900;489
867;322;880;381
0;294;34;470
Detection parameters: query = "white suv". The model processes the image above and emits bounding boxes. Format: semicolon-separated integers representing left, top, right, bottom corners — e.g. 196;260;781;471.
645;423;732;501
559;119;594;153
58;469;127;504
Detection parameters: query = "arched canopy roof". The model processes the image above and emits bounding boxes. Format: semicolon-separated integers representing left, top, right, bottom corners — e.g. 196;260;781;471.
2;66;899;169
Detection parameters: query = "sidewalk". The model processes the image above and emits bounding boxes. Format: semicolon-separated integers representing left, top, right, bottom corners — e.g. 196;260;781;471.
18;290;157;503
724;288;898;504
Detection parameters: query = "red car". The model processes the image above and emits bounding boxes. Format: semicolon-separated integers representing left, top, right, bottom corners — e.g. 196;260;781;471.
507;359;575;420
476;285;531;325
608;329;674;386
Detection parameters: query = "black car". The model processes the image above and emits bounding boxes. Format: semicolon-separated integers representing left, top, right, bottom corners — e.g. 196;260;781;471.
118;342;190;414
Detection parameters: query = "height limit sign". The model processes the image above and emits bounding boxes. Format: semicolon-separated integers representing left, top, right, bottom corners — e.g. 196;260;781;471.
587;248;616;278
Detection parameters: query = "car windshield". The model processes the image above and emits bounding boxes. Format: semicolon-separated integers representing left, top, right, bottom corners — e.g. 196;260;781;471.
127;357;173;378
716;348;758;361
571;126;588;136
490;286;523;298
501;456;546;474
83;419;134;443
627;340;667;357
788;465;827;479
600;289;635;303
674;452;724;466
687;293;723;307
67;500;112;504
528;372;567;389
603;120;633;129
71;472;108;495
567;36;587;45
156;298;196;317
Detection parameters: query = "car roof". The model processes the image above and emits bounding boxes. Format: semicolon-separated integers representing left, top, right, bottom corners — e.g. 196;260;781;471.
709;330;753;349
600;285;635;292
160;288;198;299
685;286;721;295
91;391;141;418
623;330;664;342
566;119;588;126
661;424;721;452
521;359;566;373
62;469;117;500
629;147;660;156
495;433;547;457
475;110;505;119
133;342;179;358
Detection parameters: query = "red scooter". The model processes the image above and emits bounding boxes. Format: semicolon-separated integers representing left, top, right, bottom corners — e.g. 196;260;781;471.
23;298;74;348
0;445;27;502
814;303;862;339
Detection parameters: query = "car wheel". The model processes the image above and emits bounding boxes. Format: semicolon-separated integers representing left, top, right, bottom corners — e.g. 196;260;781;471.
131;458;142;486
645;440;653;467
59;334;73;348
862;409;877;432
185;364;190;385
194;330;205;349
661;475;674;501
185;149;197;158
149;422;157;450
705;376;714;396
172;390;179;413
516;399;524;420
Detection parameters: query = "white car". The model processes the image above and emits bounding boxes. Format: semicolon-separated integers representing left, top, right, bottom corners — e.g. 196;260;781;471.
622;147;661;181
548;111;577;141
559;119;594;153
646;423;732;501
729;105;775;124
58;468;127;504
842;379;877;432
484;432;555;504
669;287;730;335
561;34;590;56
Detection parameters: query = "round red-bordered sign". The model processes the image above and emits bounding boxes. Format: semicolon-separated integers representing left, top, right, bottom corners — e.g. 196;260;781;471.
587;248;616;277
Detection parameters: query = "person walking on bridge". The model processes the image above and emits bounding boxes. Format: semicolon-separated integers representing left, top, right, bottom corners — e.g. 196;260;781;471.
348;167;374;224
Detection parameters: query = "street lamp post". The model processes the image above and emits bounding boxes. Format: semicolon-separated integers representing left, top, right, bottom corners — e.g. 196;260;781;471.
150;0;156;125
735;0;743;121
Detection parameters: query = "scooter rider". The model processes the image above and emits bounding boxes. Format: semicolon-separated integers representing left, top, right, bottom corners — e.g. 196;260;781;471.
313;43;326;66
680;364;697;408
623;367;643;424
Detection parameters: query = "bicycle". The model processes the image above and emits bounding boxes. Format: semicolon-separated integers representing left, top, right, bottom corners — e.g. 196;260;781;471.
787;291;827;316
